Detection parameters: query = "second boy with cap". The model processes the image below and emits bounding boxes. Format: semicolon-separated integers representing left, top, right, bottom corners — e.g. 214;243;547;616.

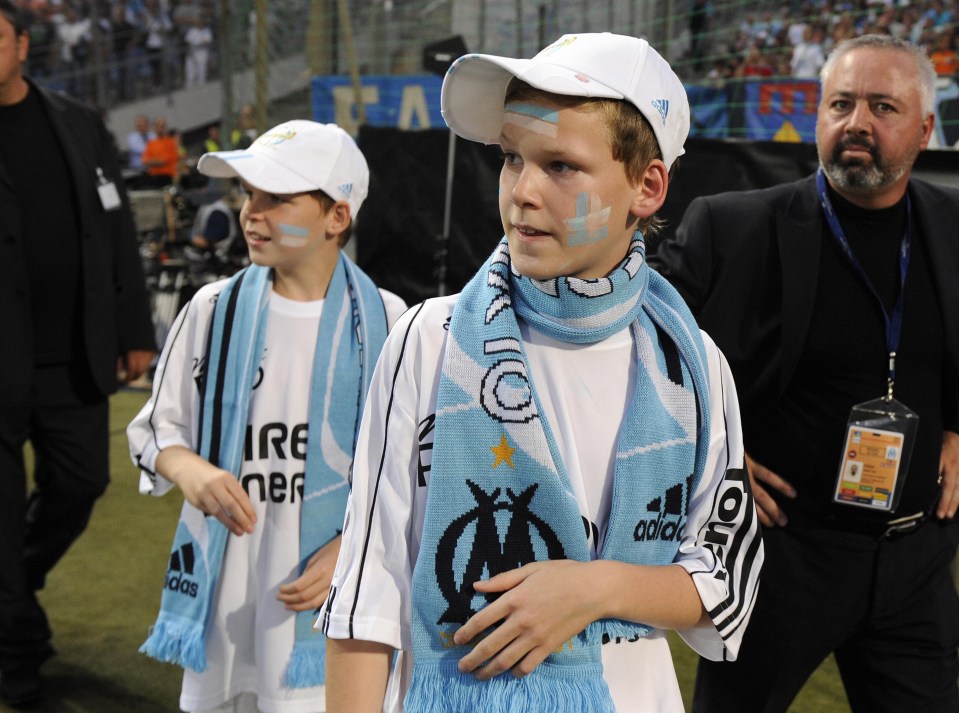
128;120;406;713
322;33;763;713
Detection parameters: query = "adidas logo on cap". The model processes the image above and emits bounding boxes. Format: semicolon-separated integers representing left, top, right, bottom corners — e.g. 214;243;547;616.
651;99;670;125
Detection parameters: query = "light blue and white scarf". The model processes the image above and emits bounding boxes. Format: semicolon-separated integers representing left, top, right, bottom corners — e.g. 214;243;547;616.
406;236;711;711
141;255;388;689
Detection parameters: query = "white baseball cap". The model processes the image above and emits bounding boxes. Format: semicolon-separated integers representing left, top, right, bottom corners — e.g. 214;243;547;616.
197;120;369;217
441;33;690;169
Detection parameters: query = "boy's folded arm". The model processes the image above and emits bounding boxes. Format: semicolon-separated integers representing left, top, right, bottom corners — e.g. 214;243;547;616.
454;559;707;680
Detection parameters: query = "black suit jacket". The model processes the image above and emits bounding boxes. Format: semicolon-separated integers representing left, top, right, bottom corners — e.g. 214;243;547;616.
649;173;959;437
0;81;154;407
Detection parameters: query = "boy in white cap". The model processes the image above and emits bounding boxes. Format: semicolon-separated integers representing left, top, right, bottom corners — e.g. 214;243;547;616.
127;120;406;713
322;33;763;713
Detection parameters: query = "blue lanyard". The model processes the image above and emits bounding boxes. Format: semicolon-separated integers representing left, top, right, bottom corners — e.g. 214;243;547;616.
816;169;911;400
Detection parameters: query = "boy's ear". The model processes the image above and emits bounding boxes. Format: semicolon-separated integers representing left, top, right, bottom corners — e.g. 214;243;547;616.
325;201;352;239
629;159;669;218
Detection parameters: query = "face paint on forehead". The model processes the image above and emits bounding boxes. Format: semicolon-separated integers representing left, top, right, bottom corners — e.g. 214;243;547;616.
504;102;560;138
278;223;310;248
564;192;611;247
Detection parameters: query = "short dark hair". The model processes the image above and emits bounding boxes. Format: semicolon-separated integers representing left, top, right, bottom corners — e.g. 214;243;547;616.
0;0;29;36
309;189;354;247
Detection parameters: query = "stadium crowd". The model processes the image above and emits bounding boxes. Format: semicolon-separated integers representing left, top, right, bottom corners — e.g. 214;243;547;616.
690;0;959;82
9;1;959;111
12;0;216;103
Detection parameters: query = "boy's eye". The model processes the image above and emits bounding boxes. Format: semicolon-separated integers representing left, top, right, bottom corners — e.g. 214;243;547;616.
500;150;521;167
549;161;576;174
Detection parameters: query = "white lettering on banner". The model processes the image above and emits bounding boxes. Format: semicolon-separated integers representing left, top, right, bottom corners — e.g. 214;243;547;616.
399;84;431;129
333;85;380;135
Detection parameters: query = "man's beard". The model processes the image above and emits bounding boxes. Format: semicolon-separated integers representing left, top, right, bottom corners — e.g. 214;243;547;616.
819;136;907;191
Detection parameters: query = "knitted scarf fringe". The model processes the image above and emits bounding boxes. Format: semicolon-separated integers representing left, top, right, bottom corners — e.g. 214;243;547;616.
404;661;617;713
139;615;208;671
283;640;326;688
585;618;652;646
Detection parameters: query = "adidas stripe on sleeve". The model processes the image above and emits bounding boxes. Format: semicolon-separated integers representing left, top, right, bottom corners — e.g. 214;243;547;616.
674;335;763;662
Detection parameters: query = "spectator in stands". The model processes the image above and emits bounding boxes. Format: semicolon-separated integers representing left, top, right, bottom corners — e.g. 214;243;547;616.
231;102;257;148
141;0;173;89
203;123;220;153
141;115;178;186
110;0;141;100
183;14;212;87
56;2;91;98
689;0;712;73
23;2;54;78
786;5;811;47
126;113;154;174
791;25;826;78
830;11;858;51
740;43;774;78
930;30;959;77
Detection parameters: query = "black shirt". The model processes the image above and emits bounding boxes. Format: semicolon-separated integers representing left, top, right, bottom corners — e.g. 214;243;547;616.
0;87;83;365
751;186;945;522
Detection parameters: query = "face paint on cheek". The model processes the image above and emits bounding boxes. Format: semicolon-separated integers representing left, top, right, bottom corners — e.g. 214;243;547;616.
278;223;309;247
564;192;611;247
503;103;560;138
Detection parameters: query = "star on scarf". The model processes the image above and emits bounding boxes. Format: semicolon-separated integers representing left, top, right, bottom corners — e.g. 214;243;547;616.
490;434;515;469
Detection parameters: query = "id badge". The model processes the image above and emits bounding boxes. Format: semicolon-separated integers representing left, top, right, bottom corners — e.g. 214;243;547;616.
96;167;121;211
833;397;918;513
98;181;121;211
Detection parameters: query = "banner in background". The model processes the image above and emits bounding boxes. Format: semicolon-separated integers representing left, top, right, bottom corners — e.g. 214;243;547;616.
311;75;444;136
744;80;819;142
311;74;959;148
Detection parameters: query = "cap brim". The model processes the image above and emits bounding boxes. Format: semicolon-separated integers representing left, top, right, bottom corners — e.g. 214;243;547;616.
196;151;318;194
441;54;624;144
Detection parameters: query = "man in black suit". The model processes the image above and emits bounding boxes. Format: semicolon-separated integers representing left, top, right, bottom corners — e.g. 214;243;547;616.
0;1;155;705
651;34;959;713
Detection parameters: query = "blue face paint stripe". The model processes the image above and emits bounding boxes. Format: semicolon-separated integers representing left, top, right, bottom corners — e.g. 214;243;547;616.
278;223;310;236
565;193;610;247
504;103;560;124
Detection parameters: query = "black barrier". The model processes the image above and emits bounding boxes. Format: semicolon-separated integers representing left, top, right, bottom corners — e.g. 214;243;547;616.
356;128;959;304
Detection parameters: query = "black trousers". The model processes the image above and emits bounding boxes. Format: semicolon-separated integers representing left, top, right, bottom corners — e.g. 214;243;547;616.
0;364;109;670
693;514;959;713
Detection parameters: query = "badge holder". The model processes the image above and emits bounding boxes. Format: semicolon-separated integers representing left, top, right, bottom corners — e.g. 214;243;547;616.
833;395;917;514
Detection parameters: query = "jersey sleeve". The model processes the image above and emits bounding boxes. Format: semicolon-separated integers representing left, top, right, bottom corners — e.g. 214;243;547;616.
379;288;410;330
320;300;437;651
672;332;763;661
126;281;223;497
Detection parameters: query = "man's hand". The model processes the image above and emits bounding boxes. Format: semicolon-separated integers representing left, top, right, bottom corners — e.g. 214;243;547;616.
745;452;796;528
277;535;342;611
453;560;601;680
118;349;155;383
937;431;959;520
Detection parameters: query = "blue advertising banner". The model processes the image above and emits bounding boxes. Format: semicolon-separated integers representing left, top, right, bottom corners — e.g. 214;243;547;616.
311;74;959;148
686;85;729;139
743;80;819;142
311;74;444;134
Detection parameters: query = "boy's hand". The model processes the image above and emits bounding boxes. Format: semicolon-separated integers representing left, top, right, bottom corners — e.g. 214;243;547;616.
176;459;257;536
453;560;599;680
277;535;342;611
